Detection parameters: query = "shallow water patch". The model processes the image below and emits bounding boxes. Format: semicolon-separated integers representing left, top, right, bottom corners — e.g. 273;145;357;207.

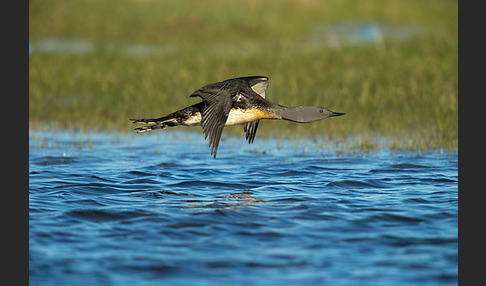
311;21;420;48
29;129;457;285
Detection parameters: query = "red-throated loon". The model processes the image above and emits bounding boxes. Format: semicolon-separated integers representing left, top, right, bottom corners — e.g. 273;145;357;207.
130;76;345;158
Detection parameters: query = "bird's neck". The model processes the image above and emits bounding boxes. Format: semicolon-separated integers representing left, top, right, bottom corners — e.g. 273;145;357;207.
267;104;313;123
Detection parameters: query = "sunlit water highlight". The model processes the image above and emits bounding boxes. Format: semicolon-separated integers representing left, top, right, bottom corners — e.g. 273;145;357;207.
29;130;457;285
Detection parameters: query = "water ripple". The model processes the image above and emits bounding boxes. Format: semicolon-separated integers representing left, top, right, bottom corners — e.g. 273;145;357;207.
65;209;153;222
29;130;457;285
326;179;390;188
31;156;78;165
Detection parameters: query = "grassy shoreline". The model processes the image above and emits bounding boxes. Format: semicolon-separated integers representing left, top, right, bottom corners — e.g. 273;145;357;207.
29;0;457;152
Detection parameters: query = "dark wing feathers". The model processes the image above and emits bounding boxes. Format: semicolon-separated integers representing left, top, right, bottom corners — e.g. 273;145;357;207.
189;76;270;158
243;76;268;143
191;88;234;158
243;120;259;144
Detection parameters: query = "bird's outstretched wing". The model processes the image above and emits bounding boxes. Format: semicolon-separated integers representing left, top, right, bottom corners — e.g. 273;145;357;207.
242;76;269;143
190;76;269;157
244;120;260;144
190;88;234;158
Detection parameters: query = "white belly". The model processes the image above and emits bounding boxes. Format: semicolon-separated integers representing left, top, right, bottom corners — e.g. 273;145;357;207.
183;113;202;125
225;108;273;125
183;108;273;126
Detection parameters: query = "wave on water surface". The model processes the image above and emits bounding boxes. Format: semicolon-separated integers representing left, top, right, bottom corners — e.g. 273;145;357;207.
29;130;457;285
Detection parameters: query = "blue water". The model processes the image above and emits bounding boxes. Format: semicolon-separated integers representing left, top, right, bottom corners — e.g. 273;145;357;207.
29;130;457;285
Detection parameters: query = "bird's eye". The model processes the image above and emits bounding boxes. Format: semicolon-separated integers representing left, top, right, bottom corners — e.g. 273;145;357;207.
319;110;324;113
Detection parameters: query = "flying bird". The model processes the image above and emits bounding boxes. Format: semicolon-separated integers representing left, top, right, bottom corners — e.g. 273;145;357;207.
130;76;345;158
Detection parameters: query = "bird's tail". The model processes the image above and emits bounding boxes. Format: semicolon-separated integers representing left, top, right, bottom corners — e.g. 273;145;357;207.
129;116;178;133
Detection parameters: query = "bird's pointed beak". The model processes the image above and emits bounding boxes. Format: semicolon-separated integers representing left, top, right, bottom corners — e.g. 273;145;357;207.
330;111;346;117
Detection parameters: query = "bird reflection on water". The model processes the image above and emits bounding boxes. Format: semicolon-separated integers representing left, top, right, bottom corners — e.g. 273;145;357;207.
131;189;270;208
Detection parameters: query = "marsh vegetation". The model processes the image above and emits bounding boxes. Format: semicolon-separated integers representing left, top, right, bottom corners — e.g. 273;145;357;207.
29;0;457;152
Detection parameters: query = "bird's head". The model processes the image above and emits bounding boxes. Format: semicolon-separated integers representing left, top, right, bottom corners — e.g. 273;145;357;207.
280;106;345;123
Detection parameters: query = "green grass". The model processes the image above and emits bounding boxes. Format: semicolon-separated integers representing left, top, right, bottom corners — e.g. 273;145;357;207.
29;0;458;152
